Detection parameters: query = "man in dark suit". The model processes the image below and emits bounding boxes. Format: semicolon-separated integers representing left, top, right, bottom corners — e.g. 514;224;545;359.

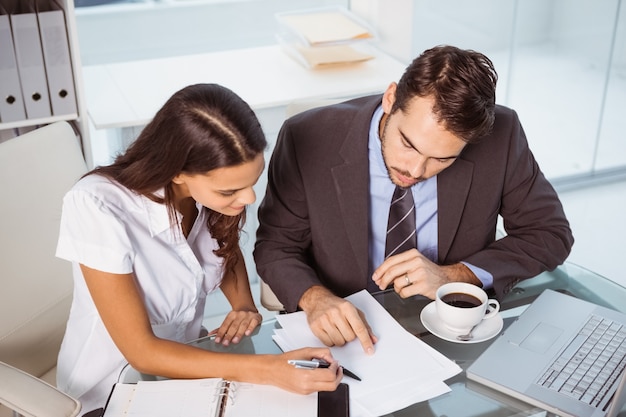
254;45;574;354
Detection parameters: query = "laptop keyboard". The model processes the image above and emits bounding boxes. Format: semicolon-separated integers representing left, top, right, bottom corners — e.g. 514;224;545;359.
537;315;626;407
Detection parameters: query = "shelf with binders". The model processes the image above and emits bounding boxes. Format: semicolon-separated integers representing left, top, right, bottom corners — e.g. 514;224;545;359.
0;0;91;166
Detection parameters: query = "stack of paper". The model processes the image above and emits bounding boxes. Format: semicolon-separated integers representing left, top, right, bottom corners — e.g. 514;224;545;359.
275;6;376;69
273;290;461;417
277;8;374;46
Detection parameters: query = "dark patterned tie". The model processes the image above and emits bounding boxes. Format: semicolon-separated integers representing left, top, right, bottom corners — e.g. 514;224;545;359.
368;186;417;293
385;186;417;258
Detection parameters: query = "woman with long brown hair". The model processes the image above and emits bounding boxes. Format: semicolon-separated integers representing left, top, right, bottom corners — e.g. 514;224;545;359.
56;84;341;412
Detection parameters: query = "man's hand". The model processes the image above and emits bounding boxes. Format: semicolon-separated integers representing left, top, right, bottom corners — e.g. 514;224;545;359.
372;249;481;299
299;286;377;355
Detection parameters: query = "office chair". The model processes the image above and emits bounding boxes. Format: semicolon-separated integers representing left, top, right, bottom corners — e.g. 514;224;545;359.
0;122;88;417
259;280;286;312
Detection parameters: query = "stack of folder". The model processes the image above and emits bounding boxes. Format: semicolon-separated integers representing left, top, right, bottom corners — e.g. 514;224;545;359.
0;0;77;124
275;6;377;69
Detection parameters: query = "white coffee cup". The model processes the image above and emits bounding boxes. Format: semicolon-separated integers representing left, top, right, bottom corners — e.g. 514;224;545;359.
435;282;500;334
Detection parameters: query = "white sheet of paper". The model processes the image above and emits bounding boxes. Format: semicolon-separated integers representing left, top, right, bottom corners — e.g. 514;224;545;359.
274;290;461;416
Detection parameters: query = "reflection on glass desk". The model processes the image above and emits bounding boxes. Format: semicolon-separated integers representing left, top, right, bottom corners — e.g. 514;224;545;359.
122;262;626;416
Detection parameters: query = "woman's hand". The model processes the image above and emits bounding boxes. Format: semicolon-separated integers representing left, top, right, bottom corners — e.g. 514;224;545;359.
212;309;262;345
266;348;342;395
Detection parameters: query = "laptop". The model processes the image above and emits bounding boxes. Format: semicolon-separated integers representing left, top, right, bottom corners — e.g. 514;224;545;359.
467;289;626;417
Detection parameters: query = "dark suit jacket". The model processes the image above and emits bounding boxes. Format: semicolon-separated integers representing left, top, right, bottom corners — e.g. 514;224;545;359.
254;95;574;312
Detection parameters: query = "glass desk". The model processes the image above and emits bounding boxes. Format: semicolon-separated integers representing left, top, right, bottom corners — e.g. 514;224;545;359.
122;262;626;416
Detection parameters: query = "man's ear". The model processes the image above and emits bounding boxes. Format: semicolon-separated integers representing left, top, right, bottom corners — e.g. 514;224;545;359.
382;82;397;114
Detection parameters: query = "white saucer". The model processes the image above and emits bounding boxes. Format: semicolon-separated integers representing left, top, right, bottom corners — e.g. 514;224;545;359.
420;301;504;344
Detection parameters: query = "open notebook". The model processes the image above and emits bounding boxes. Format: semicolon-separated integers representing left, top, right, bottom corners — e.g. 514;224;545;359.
467;289;626;417
102;378;316;417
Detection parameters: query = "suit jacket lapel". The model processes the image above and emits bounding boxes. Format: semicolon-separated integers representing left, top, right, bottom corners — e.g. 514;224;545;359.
324;94;475;273
437;158;474;262
330;98;380;280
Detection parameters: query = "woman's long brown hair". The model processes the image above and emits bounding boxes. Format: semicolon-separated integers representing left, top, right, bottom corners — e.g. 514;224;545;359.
87;83;267;273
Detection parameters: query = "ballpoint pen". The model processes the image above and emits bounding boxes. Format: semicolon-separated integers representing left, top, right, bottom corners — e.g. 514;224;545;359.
288;358;362;381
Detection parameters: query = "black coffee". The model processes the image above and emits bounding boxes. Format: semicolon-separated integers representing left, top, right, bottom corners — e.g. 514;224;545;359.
441;292;482;308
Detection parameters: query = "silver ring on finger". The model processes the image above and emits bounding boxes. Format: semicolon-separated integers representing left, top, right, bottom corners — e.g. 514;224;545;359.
404;273;411;286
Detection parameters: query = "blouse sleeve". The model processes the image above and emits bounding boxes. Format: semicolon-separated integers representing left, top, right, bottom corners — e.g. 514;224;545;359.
56;186;134;274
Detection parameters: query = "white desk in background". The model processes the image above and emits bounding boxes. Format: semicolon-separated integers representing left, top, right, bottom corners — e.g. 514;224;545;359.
81;44;407;167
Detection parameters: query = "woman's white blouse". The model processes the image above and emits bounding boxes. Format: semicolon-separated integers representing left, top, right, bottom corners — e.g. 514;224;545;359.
55;174;224;412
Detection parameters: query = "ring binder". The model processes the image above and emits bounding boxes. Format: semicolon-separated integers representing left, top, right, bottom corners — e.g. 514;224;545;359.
214;380;234;417
0;5;27;123
0;0;89;166
102;378;316;417
36;0;78;117
10;0;52;119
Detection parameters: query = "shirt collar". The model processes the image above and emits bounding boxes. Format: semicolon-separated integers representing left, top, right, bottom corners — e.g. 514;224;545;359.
141;189;181;237
369;105;388;179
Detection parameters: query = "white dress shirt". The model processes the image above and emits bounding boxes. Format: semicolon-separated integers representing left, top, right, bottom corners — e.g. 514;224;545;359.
56;174;223;412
